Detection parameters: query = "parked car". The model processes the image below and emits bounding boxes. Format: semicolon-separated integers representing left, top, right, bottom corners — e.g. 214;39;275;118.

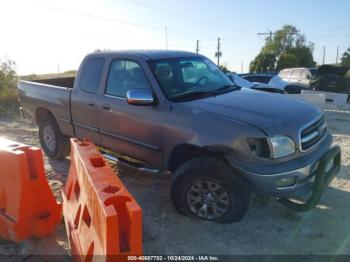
227;73;285;93
278;67;319;87
240;73;275;84
309;65;349;93
241;73;306;94
19;50;341;223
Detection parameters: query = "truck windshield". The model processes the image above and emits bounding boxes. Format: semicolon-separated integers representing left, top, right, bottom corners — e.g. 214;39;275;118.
148;57;235;101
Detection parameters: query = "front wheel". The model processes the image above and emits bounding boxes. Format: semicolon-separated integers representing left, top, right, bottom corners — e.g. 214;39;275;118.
39;116;70;159
170;157;249;223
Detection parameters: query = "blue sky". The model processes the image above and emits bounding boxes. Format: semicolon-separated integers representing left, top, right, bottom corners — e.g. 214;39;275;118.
1;0;349;74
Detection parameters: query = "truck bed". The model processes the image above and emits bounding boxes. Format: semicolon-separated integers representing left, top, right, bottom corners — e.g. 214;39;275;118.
32;77;75;89
18;78;75;137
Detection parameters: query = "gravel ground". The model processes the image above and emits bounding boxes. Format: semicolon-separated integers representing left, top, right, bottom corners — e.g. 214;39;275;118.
0;105;349;256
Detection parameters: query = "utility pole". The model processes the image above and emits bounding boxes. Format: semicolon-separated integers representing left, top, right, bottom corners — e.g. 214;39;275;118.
196;40;199;54
322;46;326;64
282;31;297;50
165;27;168;50
258;30;297;48
57;63;60;78
336;46;339;64
257;30;275;42
241;61;244;73
215;37;221;66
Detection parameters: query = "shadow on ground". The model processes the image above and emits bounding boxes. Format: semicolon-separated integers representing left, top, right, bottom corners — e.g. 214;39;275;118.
114;162;350;255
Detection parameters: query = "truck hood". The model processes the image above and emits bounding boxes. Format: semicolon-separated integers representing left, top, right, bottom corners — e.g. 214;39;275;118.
184;88;322;136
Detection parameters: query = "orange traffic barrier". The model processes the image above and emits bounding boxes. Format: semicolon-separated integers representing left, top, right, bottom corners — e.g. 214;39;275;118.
62;138;142;260
0;138;62;242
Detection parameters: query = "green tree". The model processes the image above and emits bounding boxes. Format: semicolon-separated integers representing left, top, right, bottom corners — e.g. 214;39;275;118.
250;25;316;72
341;48;350;67
0;58;18;111
249;53;276;73
219;64;230;73
276;53;298;69
277;46;316;70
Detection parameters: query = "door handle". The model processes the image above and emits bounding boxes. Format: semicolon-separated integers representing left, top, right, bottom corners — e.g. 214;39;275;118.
87;100;95;106
102;103;110;111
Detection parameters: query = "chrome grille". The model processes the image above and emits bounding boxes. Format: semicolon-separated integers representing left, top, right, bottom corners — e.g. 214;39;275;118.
300;116;327;151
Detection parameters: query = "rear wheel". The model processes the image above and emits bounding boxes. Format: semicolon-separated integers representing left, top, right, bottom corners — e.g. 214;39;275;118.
39;116;70;159
171;157;249;223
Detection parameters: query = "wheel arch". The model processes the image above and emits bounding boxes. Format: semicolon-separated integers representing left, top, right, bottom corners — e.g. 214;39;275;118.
167;143;227;173
35;107;55;125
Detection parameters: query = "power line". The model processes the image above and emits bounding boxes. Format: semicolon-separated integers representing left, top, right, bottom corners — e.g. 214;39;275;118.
310;23;350;35
41;4;245;42
309;32;350;40
167;29;224;40
42;5;163;30
124;0;255;34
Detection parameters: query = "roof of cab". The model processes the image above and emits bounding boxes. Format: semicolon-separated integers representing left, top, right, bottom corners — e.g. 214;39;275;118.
87;49;201;60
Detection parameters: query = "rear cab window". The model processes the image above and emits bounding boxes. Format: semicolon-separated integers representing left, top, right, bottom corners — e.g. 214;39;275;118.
79;57;105;94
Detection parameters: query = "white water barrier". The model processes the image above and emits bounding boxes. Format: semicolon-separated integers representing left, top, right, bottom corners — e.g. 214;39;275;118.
288;93;326;107
302;90;348;106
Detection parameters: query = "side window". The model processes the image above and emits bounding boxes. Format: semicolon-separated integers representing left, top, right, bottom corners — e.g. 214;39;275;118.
300;69;310;79
106;60;150;98
152;62;178;97
79;57;105;94
290;69;302;79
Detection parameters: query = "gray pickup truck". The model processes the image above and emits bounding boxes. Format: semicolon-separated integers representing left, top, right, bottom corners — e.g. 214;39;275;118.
19;50;341;223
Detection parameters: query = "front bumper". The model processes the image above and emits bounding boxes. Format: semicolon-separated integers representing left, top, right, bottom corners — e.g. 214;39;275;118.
231;142;341;199
278;145;341;211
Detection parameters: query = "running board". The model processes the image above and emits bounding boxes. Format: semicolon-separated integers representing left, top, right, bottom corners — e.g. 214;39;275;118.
101;152;161;174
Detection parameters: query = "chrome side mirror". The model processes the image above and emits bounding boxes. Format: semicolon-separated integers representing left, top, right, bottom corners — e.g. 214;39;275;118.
126;89;155;105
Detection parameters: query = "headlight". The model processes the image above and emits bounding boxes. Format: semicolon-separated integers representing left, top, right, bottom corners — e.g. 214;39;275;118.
269;135;295;158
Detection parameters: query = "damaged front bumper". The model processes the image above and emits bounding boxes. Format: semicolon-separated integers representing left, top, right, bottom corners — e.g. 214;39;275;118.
278;145;341;211
228;135;341;211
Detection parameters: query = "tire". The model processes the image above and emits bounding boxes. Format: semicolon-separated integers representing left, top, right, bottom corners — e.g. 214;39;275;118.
170;157;249;223
38;115;70;159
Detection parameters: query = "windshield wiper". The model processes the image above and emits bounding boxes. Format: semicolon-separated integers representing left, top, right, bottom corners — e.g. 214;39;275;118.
172;85;241;101
213;84;241;94
172;91;216;101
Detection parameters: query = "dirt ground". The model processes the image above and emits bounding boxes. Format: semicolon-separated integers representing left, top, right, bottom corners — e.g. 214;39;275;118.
0;104;349;256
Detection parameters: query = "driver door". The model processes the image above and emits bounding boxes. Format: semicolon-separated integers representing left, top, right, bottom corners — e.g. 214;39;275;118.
97;58;163;168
